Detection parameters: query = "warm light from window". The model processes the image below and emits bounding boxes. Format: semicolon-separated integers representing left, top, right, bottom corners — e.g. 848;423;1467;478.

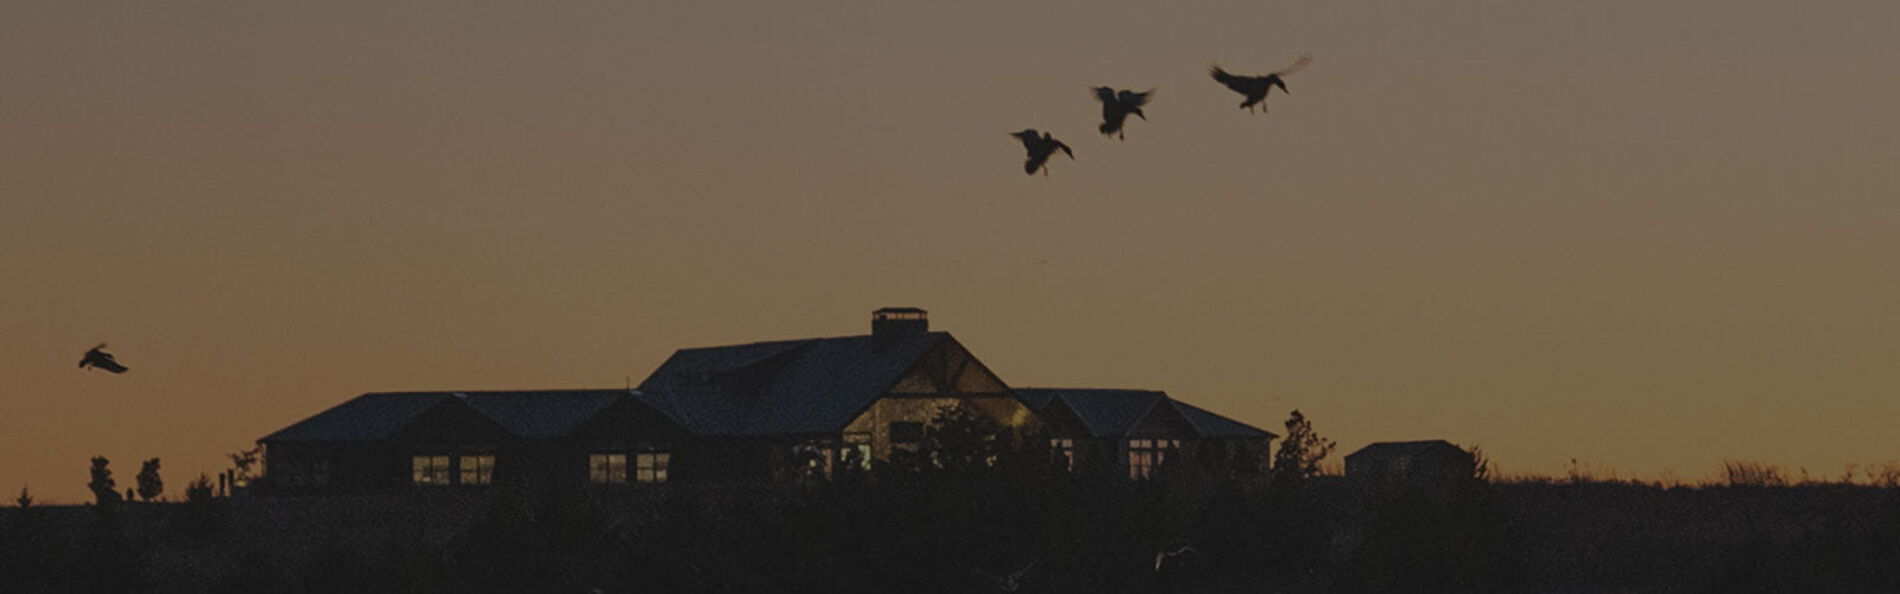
1127;439;1182;480
1051;438;1076;472
412;455;451;486
460;454;495;485
636;453;670;483
589;453;628;484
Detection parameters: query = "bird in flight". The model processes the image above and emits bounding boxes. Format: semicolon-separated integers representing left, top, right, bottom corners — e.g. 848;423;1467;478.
79;343;129;374
1210;53;1313;114
1093;87;1153;140
1011;129;1074;176
1153;542;1197;572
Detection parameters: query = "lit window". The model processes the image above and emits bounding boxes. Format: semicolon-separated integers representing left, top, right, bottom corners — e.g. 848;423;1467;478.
636;453;670;483
843;432;872;471
412;455;452;486
459;454;495;485
589;453;627;484
790;442;835;480
1050;438;1076;472
1127;439;1181;480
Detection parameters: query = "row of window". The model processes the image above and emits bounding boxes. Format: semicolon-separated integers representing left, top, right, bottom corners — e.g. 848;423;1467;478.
588;453;670;484
402;439;1196;486
411;454;494;486
1046;438;1188;479
407;452;669;486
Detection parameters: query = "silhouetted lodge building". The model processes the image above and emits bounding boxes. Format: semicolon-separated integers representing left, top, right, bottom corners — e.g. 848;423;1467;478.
258;308;1271;493
1017;388;1273;480
1344;440;1477;503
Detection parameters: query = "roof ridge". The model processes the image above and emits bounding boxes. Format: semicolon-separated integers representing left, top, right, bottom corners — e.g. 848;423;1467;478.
366;388;635;396
1018;387;1165;395
670;331;951;353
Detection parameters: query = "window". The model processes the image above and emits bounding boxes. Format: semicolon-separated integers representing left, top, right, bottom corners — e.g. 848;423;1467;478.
1050;438;1076;472
790;442;835;480
842;432;873;472
1127;439;1183;480
459;454;495;485
589;453;628;484
890;421;925;444
635;453;670;483
412;455;452;486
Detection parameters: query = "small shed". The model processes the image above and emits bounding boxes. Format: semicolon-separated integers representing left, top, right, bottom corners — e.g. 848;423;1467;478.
1344;440;1476;502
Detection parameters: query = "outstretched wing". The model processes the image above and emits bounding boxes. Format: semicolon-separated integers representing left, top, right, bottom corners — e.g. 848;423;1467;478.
1208;64;1269;94
1092;86;1116;104
1011;130;1039;152
1209;66;1253;93
1054;140;1073;159
1274;53;1314;77
1118;89;1153;108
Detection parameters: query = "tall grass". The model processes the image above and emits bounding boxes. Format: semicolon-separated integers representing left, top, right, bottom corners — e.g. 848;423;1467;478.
1492;459;1900;489
1720;460;1787;487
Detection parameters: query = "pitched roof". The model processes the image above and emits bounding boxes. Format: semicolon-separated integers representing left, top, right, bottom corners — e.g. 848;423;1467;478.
261;389;642;443
261;392;448;442
1014;388;1166;437
459;391;627;438
636;332;947;436
1015;388;1275;439
1015;389;1059;410
1346;440;1469;460
1171;400;1275;439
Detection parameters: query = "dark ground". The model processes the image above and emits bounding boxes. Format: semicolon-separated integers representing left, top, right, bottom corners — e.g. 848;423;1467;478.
4;479;1898;593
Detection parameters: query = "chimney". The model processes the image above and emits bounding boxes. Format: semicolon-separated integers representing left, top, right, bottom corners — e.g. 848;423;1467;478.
872;307;929;344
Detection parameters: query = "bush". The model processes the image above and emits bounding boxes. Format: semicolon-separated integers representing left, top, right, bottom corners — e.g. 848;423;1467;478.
135;458;163;502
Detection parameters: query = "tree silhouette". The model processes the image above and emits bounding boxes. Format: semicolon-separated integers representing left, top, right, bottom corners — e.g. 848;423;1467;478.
921;402;1009;475
13;485;29;508
135;458;163;502
87;456;121;506
185;474;214;502
1270;410;1335;490
228;446;262;489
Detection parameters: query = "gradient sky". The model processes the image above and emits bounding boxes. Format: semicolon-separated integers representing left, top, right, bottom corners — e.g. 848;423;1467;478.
5;2;1897;502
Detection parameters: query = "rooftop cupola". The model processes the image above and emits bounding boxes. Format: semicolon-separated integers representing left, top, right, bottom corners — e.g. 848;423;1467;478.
872;307;929;342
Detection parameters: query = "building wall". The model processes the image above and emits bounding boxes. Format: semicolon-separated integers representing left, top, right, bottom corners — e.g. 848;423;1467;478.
841;395;1038;462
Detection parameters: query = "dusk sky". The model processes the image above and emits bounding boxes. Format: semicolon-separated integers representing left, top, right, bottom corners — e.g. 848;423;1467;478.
5;2;1898;502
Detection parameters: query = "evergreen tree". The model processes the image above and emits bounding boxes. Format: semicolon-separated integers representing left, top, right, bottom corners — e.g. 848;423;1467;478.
136;458;163;502
87;456;121;506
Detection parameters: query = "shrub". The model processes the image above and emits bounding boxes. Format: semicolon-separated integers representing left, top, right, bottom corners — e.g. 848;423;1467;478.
136;458;163;502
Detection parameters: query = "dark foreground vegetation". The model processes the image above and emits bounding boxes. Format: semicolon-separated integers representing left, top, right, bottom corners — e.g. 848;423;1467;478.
8;414;1898;593
6;475;1900;593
